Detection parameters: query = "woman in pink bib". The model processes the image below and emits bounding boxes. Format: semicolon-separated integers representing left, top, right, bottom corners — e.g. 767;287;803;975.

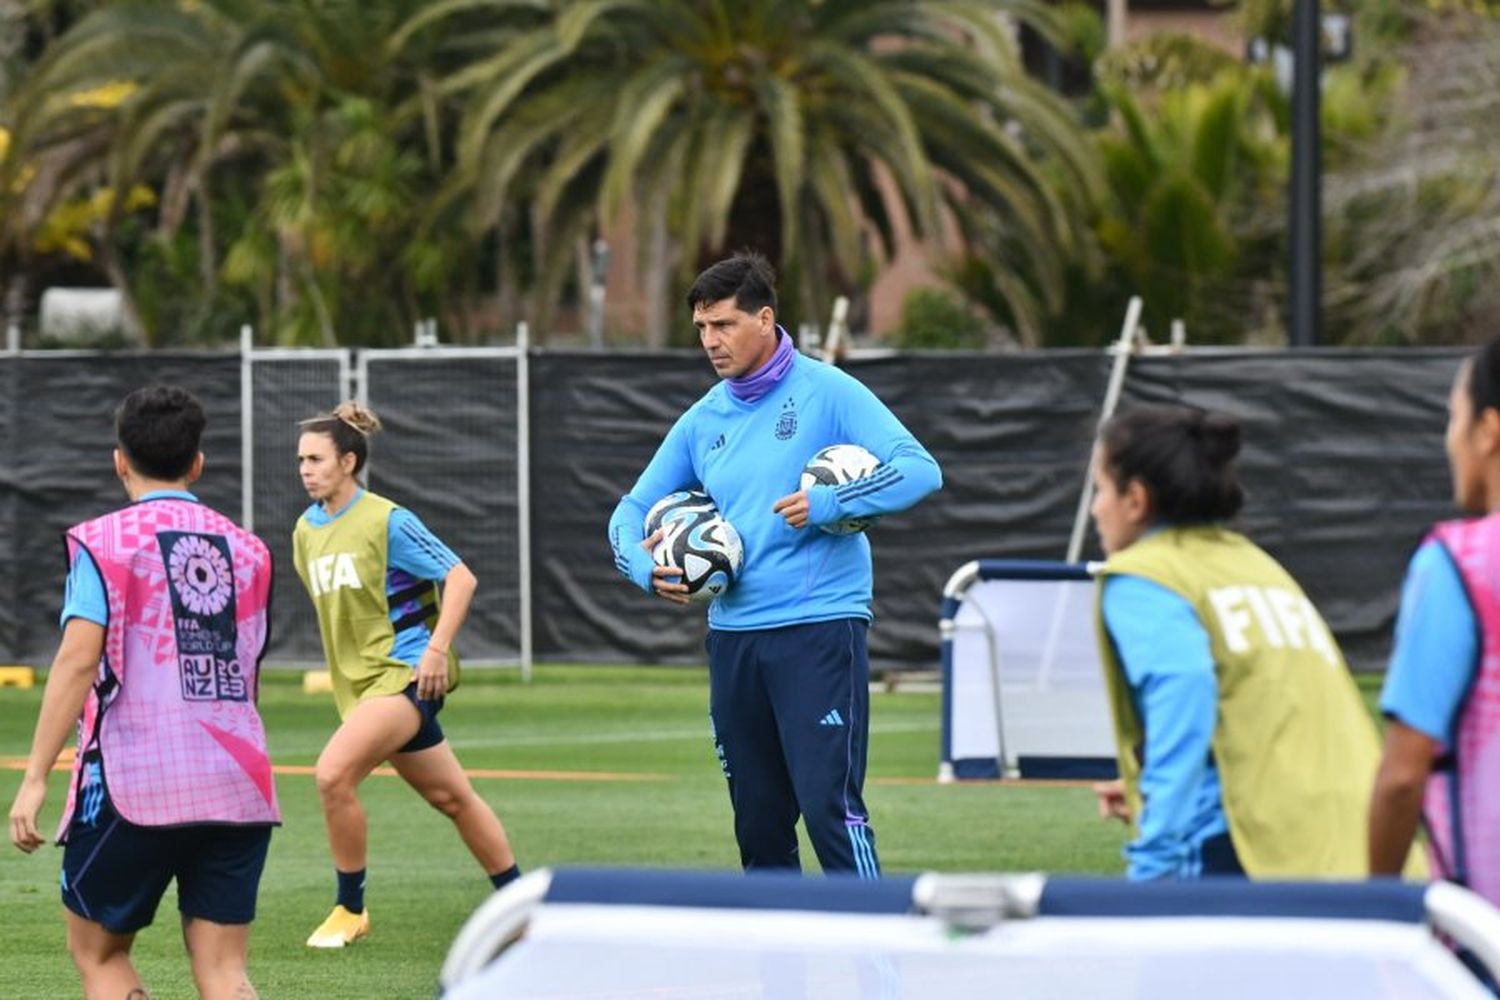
1372;337;1500;905
9;386;277;1000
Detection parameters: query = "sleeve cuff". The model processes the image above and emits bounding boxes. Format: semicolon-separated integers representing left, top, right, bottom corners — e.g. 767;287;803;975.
806;485;840;526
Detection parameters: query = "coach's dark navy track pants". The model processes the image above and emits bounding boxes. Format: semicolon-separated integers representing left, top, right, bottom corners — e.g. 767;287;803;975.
706;618;880;878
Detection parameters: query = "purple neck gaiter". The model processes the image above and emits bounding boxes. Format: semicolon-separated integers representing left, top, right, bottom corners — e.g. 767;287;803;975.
727;326;795;403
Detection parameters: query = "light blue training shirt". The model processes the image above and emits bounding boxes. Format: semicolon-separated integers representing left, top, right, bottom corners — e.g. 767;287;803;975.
1102;574;1229;880
608;351;942;631
65;489;459;668
1379;540;1478;745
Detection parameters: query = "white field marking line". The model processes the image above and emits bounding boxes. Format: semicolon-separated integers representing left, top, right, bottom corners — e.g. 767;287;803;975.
3;755;1061;787
456;718;939;748
257;718;942;756
0;722;944;769
0;757;668;783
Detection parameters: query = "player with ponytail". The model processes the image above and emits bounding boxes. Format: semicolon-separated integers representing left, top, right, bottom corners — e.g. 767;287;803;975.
1090;406;1418;880
293;402;520;948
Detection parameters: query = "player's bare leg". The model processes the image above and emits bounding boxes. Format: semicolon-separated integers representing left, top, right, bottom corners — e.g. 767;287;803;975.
182;917;256;1000
308;694;421;946
314;694;421;871
65;910;144;999
390;741;516;875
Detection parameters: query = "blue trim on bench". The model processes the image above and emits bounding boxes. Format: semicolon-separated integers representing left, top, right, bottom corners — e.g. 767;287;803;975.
974;560;1094;582
545;868;918;915
1038;877;1427;923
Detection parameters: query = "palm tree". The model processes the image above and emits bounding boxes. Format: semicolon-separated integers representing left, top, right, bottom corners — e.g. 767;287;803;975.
4;0;477;345
402;0;1103;343
1321;11;1500;343
0;0;118;333
0;1;25;105
1091;66;1287;343
5;1;298;341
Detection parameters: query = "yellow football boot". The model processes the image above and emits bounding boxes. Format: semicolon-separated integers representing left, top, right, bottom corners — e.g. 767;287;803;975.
305;904;370;948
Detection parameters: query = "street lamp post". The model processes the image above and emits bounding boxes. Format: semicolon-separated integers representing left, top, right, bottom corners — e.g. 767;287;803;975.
1289;0;1321;348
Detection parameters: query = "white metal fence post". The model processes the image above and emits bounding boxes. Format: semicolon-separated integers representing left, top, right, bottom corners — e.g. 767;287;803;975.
516;322;533;683
1065;296;1142;564
240;324;255;531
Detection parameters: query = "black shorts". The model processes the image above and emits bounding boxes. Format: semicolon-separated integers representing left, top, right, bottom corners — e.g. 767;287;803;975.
60;761;272;934
397;681;446;753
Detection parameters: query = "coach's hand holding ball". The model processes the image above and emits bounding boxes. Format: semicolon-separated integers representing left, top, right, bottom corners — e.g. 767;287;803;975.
771;489;811;528
640;527;692;605
790;444;883;534
643;489;743;604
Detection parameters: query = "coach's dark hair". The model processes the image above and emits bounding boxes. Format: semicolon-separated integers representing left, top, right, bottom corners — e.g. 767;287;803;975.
1100;406;1245;523
685;251;778;315
1463;335;1500;416
299;401;382;475
115;385;206;481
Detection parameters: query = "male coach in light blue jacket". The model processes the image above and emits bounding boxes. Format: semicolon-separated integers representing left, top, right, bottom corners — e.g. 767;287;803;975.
608;252;942;877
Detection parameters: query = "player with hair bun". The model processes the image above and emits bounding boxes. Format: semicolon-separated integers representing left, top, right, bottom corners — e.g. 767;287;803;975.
293;401;520;949
1089;405;1419;880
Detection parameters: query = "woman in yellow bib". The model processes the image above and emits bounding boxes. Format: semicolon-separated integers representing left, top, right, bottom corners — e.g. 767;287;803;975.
293;402;520;948
1089;406;1416;879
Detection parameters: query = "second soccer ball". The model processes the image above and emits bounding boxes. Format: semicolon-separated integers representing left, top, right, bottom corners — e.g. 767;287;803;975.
800;444;883;535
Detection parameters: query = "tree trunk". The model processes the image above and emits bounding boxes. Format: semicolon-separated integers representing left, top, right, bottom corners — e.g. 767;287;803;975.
526;202;550;345
495;221;521;342
96;235;147;346
3;265;26;349
644;202;674;348
296;257;338;347
195;183;217;300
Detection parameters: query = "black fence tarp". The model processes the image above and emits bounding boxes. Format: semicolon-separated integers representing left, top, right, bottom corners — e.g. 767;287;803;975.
364;353;523;660
0;347;1467;672
529;352;719;664
1118;350;1460;668
528;351;1114;667
0;355;242;662
248;355;346;664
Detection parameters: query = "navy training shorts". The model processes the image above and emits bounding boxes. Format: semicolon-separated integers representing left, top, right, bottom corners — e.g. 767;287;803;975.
397;681;446;753
60;757;272;934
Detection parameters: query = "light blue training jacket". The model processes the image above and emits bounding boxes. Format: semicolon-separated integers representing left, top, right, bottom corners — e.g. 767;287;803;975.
608;352;941;631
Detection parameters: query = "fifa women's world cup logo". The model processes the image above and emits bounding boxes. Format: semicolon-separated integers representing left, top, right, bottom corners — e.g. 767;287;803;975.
159;531;246;702
169;534;234;616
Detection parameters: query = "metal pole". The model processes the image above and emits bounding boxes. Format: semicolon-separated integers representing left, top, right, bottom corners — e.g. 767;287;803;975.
821;296;849;364
1289;0;1321;348
352;350;370;485
587;239;609;350
515;321;534;682
1065;296;1142;563
240;324;255;531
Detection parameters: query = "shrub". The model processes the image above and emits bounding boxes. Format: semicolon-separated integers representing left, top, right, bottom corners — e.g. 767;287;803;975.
894;287;987;350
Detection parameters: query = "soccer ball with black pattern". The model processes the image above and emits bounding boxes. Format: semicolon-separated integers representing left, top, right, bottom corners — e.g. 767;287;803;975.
800;444;882;535
644;490;744;602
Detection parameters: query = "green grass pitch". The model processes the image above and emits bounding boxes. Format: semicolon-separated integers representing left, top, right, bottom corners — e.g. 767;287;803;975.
2;666;1384;998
